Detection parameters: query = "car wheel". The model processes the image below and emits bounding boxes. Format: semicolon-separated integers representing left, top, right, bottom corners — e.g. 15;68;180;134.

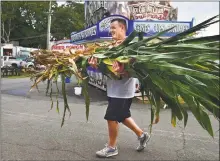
28;65;35;71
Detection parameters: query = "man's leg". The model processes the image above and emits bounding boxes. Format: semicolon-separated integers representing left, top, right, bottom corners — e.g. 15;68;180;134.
122;117;143;137
96;97;119;158
107;120;119;147
122;117;151;152
96;121;119;158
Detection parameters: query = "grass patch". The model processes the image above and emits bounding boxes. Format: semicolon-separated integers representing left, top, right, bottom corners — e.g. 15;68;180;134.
2;73;31;79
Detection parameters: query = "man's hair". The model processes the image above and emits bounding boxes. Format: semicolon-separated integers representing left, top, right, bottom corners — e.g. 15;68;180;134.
111;18;127;31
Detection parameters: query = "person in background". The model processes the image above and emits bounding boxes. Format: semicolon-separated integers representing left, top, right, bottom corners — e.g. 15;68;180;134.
88;18;151;158
135;78;140;93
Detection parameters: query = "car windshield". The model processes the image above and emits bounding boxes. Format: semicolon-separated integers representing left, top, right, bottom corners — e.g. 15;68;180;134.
17;51;30;60
25;58;33;62
9;57;16;60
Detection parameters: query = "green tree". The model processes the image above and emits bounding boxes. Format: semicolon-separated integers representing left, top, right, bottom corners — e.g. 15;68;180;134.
1;2;23;43
11;1;51;48
1;1;85;48
51;1;84;40
1;1;50;48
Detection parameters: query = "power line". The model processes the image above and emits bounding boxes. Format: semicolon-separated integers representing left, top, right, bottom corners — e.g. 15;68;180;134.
10;34;48;40
9;32;64;41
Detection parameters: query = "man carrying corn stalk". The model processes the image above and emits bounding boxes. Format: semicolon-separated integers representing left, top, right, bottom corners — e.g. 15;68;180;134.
88;18;151;158
29;14;219;159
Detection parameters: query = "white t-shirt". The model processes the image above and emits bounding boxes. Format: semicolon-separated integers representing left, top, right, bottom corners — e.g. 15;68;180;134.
106;77;137;98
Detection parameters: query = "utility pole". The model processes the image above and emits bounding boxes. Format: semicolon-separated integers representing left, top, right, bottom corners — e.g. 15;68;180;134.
46;0;52;96
47;0;52;50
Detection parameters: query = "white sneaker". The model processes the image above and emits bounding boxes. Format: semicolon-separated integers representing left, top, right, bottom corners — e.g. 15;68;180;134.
96;144;118;158
136;132;151;152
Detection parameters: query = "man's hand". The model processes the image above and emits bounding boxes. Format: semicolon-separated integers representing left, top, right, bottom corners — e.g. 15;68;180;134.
68;58;74;64
112;60;124;73
112;61;131;78
88;56;98;69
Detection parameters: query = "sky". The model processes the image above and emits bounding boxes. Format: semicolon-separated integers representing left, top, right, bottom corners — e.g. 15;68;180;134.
171;2;219;36
57;1;219;36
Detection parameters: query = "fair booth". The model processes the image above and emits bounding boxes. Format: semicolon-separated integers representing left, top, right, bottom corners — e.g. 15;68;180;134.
65;1;193;96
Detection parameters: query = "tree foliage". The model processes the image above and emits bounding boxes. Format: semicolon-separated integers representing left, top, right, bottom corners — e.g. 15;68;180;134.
1;1;84;48
51;1;84;40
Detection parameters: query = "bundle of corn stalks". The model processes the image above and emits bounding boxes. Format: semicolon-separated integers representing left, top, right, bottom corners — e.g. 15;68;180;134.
30;15;219;137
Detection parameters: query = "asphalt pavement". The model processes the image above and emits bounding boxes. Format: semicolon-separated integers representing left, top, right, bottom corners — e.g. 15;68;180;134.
1;78;219;160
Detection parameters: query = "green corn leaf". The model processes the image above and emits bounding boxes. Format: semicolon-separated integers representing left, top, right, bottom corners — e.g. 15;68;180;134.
196;62;219;72
131;52;194;62
175;35;220;45
180;92;214;137
82;78;90;121
199;108;214;137
183;54;219;64
183;76;219;100
147;72;175;98
150;108;154;133
184;75;207;87
49;80;54;112
158;44;219;53
143;62;218;80
160;92;183;120
180;106;188;128
151;90;161;124
138;32;144;41
171;109;177;127
61;74;67;127
55;78;60;114
147;90;156;133
56;100;59;114
197;98;220;121
46;79;50;96
143;72;183;120
94;51;115;57
81;57;88;70
61;74;71;127
202;41;220;47
172;80;219;109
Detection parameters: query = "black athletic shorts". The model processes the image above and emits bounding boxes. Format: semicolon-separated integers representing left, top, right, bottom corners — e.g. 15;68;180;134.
104;97;132;123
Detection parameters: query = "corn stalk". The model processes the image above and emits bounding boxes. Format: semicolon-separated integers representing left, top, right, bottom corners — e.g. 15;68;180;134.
30;15;219;137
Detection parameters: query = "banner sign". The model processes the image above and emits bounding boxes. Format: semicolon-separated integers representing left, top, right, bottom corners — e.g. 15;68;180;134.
133;21;192;37
86;66;108;91
51;44;84;51
71;15;192;43
128;1;178;21
71;25;97;42
71;15;129;42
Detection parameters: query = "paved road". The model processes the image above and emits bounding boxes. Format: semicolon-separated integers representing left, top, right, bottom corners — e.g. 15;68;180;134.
1;78;219;160
1;77;108;103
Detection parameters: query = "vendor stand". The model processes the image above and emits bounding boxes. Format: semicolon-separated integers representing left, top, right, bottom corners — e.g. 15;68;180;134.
69;14;193;96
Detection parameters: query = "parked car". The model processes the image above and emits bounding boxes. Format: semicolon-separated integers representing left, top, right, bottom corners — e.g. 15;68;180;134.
23;57;35;69
1;56;34;69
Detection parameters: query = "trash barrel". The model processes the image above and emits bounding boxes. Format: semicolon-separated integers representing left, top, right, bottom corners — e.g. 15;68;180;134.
65;77;71;83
